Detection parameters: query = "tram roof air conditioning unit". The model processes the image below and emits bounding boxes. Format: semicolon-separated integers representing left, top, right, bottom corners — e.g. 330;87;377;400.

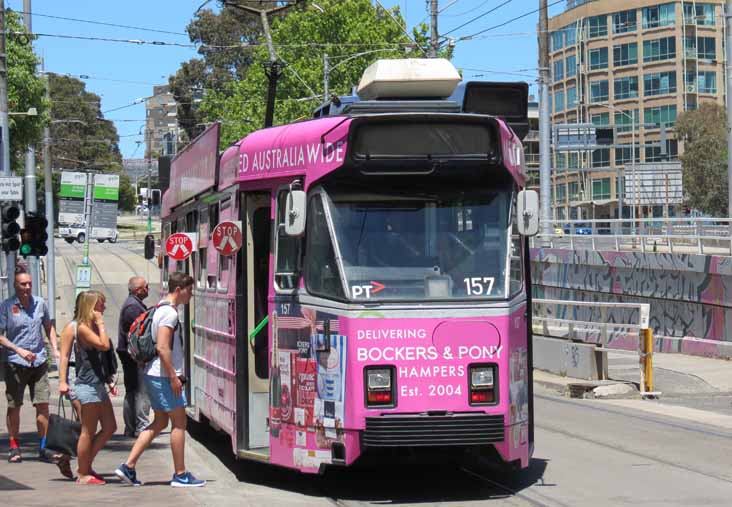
357;58;461;101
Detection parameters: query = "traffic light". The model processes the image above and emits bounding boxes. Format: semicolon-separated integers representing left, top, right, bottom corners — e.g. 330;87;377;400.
144;234;155;260
1;202;21;252
19;212;49;257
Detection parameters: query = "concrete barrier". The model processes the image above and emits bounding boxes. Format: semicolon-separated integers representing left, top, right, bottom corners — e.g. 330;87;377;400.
533;335;608;380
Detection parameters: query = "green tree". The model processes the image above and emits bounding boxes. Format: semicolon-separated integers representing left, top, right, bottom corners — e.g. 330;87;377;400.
198;0;436;147
675;102;728;216
6;10;48;171
44;74;136;211
169;4;262;142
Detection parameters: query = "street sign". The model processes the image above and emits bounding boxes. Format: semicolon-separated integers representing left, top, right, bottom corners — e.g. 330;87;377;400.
212;221;243;256
553;123;598;151
59;172;87;224
0;177;22;200
92;174;119;239
165;232;195;261
76;265;92;288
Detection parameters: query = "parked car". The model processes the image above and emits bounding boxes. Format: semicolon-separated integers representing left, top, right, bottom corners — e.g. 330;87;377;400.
563;222;593;235
58;224;118;243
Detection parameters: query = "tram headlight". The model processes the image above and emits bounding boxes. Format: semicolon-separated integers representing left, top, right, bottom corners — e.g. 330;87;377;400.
469;364;496;405
470;366;494;388
367;369;391;390
365;367;395;407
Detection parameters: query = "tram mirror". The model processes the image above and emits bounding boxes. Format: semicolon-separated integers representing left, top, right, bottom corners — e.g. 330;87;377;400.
284;190;307;236
517;190;539;237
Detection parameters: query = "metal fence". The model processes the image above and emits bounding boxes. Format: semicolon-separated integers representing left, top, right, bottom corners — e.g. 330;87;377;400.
533;298;657;396
533;218;732;256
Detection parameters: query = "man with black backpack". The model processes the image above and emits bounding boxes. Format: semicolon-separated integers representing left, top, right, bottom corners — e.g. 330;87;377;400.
115;272;205;488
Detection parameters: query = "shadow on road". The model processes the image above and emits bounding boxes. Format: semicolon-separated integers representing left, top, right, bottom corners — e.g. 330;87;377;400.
188;419;549;503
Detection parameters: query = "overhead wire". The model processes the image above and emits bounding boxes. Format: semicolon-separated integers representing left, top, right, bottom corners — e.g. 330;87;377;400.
10;9;189;37
442;0;494;18
442;0;514;37
458;0;564;40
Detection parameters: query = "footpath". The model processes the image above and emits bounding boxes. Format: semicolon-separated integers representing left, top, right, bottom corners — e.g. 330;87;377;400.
0;375;220;507
535;349;732;428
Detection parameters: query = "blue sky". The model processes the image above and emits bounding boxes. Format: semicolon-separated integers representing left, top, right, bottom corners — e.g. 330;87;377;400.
12;0;565;159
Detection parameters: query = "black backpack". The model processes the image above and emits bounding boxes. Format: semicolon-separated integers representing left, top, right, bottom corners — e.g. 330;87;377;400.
127;301;174;363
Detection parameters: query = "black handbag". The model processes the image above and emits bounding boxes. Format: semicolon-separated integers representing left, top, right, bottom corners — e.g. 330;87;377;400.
46;397;81;457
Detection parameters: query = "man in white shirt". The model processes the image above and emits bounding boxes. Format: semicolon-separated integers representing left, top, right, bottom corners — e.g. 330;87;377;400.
115;272;205;488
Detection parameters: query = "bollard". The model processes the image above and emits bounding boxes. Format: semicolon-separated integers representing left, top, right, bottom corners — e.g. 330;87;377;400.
639;327;654;394
653;240;657;252
643;328;654;393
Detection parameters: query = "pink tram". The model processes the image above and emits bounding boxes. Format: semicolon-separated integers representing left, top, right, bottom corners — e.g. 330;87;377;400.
160;59;539;474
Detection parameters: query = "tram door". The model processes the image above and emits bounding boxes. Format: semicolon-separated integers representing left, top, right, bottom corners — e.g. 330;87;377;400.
240;193;271;450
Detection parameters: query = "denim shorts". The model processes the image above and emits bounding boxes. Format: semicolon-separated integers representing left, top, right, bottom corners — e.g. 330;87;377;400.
73;381;109;405
144;375;186;413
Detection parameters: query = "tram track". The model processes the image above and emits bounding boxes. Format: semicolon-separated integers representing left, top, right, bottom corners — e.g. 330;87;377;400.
536;392;732;440
66;241;125;309
458;466;562;507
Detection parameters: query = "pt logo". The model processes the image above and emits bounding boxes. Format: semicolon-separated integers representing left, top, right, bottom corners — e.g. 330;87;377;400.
351;281;385;299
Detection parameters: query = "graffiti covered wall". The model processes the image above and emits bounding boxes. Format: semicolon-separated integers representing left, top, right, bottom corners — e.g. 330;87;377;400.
530;248;732;357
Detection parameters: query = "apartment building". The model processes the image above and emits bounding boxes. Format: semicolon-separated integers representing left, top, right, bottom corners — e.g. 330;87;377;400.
548;0;724;221
144;84;179;159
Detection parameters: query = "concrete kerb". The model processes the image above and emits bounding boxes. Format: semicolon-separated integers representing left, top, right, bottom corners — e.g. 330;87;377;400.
534;369;640;399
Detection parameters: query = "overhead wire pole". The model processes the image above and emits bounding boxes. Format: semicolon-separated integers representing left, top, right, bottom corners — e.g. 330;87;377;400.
538;0;551;236
23;0;40;295
224;1;302;128
726;0;732;230
430;0;439;57
42;65;55;323
0;0;16;297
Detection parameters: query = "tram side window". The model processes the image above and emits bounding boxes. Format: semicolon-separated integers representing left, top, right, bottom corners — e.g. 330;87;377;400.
198;248;207;289
217;253;231;290
209;203;219;233
162;256;170;287
509;196;523;295
304;194;345;300
199;206;209;239
274;189;301;292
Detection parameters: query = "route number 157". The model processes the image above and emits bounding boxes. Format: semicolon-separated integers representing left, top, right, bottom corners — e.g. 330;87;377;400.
464;277;495;296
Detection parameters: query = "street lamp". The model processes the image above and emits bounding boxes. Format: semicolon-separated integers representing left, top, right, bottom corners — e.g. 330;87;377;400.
589;102;636;234
8;107;37;116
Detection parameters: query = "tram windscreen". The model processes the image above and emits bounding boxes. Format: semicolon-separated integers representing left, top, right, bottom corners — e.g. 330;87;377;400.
309;183;512;301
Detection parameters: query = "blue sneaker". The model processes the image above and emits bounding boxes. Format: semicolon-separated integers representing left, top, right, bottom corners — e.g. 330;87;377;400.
170;471;206;488
115;463;141;486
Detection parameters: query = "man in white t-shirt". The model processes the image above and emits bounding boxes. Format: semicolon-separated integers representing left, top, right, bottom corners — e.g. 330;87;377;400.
116;272;205;488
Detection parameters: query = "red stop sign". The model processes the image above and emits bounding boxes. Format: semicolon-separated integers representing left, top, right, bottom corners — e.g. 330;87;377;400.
213;221;243;256
165;233;194;261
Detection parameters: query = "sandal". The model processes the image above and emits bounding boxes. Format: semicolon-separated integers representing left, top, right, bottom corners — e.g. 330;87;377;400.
39;448;63;463
8;448;22;463
56;457;74;479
